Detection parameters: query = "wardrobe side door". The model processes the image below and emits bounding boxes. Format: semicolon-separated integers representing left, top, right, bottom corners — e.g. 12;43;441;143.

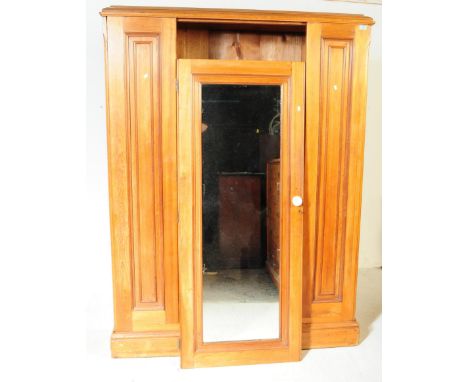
105;16;179;355
303;22;371;348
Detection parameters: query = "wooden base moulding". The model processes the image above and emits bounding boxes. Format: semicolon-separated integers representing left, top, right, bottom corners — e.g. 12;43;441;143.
110;321;360;358
111;331;180;358
301;320;360;349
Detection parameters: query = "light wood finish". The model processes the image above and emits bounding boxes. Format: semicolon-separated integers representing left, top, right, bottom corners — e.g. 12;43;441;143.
302;22;321;322
104;16;179;355
178;20;305;32
127;34;165;310
101;6;374;25
302;22;371;347
178;29;305;61
111;331;179;357
177;29;209;59
177;59;305;368
209;32;304;61
314;36;352;303
302;320;359;348
102;6;373;362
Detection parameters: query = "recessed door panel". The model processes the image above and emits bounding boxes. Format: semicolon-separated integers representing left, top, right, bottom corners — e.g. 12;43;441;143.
177;59;305;368
105;17;178;338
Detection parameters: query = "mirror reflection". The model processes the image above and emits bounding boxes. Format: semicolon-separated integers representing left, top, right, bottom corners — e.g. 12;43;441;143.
201;84;281;342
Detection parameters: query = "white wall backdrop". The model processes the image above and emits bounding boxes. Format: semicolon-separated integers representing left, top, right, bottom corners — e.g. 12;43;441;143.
86;2;382;319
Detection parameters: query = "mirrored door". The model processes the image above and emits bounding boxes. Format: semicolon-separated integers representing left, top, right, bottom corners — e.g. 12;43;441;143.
201;83;281;343
178;59;305;368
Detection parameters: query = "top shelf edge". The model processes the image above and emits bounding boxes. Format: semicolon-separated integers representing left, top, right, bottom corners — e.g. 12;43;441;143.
100;6;375;25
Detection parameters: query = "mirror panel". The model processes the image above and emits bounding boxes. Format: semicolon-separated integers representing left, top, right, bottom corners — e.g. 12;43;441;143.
201;84;282;343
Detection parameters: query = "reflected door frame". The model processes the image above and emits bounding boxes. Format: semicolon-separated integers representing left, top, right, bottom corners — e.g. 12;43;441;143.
177;59;305;368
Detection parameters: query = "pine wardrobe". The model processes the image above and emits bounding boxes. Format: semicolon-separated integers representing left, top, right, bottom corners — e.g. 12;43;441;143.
101;6;373;368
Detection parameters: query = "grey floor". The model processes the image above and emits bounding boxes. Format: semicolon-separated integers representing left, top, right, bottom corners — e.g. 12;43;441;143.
87;268;381;381
203;268;278;303
203;268;279;342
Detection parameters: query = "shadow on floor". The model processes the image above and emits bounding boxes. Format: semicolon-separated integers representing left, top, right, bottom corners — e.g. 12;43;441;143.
356;267;382;342
301;267;382;354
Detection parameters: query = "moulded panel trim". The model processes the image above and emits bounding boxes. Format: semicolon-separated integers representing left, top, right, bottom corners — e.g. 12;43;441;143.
127;34;165;310
313;38;352;304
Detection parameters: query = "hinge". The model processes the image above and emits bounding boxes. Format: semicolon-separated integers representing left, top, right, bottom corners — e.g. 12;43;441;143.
175;79;179;92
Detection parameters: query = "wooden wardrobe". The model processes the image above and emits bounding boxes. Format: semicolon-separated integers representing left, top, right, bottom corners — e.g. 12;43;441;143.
101;6;373;367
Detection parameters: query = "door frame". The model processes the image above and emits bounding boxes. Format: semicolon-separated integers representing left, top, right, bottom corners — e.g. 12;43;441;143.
177;59;305;368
